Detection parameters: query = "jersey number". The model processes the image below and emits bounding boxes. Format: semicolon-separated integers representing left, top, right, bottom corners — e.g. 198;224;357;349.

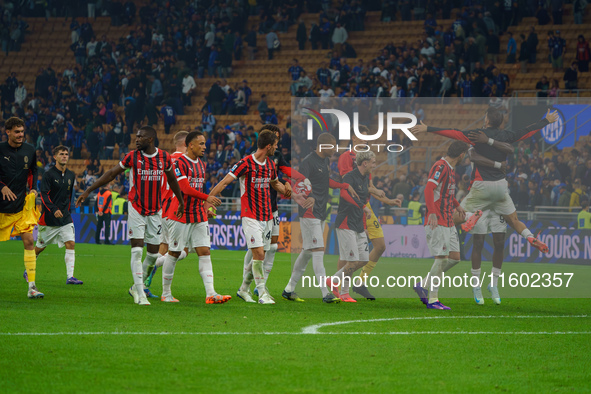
364;242;369;252
265;231;271;240
157;225;162;235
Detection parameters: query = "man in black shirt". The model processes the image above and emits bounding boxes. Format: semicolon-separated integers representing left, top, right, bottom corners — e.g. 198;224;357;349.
0;117;43;298
411;107;558;254
327;150;375;303
35;145;82;285
283;132;357;303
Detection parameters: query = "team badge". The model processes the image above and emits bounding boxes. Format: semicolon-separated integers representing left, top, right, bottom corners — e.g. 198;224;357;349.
158;161;163;169
349;251;354;257
312;237;317;244
173;241;178;247
24;156;28;163
129;229;133;236
251;236;255;244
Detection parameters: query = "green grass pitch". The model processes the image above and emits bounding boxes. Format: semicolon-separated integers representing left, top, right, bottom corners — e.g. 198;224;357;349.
1;241;590;393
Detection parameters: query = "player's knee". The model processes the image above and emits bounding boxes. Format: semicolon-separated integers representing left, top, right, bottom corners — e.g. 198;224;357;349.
449;251;461;261
492;234;505;249
372;237;386;255
473;234;485;251
65;241;75;249
169;250;181;258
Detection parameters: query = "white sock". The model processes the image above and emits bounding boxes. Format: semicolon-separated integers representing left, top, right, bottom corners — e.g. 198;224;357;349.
252;259;266;296
142;252;158;281
162;253;179;297
428;258;446;304
130;247;144;293
244;249;253;268
285;249;311;293
491;267;501;287
341;275;350;295
239;257;254;292
263;243;277;282
311;251;328;297
199;255;216;297
178;250;187;261
521;229;533;239
155;253;166;268
471;268;481;288
65;249;75;278
29;281;36;289
443;258;460;272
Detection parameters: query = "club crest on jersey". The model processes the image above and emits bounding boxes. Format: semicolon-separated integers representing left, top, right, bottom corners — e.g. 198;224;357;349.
158;161;163;169
129;229;133;236
250;236;255;244
173;241;178;247
349;251;354;257
312;237;317;244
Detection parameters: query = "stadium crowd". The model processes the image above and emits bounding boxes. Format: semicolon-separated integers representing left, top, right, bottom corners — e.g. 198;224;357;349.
0;0;589;215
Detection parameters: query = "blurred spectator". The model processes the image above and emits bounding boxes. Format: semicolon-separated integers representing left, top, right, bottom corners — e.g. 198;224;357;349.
536;75;549;97
576;35;590;72
332;23;348;58
564;62;579;91
506;32;517;64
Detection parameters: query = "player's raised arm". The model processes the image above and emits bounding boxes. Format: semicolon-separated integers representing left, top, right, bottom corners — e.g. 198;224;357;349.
410;121;473;144
508;109;558;143
76;164;124;207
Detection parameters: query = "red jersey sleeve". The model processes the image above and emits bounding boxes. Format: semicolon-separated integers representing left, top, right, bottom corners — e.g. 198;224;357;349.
120;151;134;169
337;152;354;176
427;162;446;186
163;151;173;171
229;158;249;179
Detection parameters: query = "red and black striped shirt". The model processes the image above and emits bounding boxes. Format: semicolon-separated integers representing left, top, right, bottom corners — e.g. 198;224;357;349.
120;148;172;216
161;151;184;218
230;154;277;221
425;158;457;227
167;154;208;224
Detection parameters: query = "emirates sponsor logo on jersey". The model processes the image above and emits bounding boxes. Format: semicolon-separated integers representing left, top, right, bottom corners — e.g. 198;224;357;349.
251;177;271;189
137;168;164;181
189;177;204;190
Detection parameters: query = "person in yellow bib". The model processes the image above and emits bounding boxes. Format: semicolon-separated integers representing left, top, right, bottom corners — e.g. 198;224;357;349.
578;202;591;229
0;117;43;299
407;192;424;225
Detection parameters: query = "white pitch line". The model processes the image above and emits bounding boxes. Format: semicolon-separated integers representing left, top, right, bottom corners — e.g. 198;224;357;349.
0;315;588;336
300;314;589;334
1;331;590;336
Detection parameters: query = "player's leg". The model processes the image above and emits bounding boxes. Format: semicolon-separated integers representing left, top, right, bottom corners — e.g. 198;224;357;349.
59;223;82;284
502;211;548;252
95;214;104;245
160;220;188;302
262;211;280;288
127;205;150;305
22;231;44;298
421;226;451;310
283;247;311;301
104;213;112;244
471;234;486;304
237;218;263;302
488;230;506;305
148;215;170;284
358;205;385;281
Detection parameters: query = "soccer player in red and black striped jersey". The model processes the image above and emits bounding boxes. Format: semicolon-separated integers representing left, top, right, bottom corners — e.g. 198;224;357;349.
411;108;559;254
77;125;184;306
209;130;291;304
415;141;473;310
158;131;228;304
243;124;305;300
144;131;189;297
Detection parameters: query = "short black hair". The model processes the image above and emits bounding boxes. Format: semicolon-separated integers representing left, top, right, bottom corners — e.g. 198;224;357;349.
185;130;204;146
139;125;157;140
486;107;504;128
317;132;336;146
258;130;278;149
447;141;469;158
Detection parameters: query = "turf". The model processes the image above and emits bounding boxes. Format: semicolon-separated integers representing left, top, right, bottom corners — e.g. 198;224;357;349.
1;241;590;393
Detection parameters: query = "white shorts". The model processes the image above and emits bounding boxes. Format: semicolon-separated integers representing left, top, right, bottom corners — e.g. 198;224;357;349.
461;179;516;216
242;217;273;251
128;204;161;245
271;210;280;237
36;223;75;248
470;210;507;235
425;225;460;257
159;213;170;244
167;220;210;252
300;217;325;250
336;228;369;262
